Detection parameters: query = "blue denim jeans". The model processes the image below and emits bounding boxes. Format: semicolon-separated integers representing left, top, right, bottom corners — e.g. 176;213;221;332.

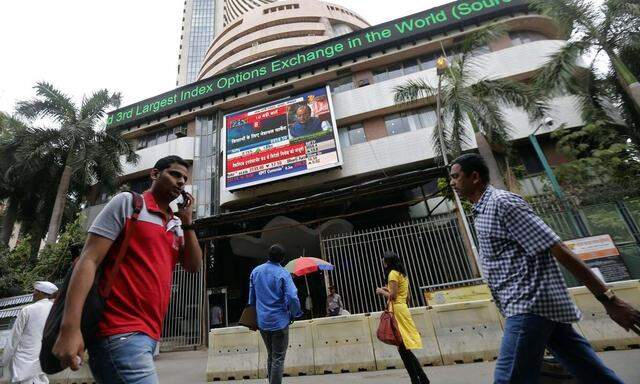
88;332;159;384
495;313;623;384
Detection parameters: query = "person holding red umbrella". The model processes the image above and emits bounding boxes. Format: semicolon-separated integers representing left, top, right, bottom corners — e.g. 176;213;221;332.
284;252;335;319
248;244;302;384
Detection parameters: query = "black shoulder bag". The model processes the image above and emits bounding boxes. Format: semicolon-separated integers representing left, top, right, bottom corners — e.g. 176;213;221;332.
40;191;143;374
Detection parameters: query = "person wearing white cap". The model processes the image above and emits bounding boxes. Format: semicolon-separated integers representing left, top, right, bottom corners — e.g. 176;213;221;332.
2;281;58;383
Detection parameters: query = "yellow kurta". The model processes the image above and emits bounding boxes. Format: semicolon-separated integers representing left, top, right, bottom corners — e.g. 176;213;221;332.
388;270;422;350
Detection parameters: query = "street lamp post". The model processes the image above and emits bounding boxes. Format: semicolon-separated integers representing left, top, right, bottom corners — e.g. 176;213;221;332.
529;123;584;237
435;57;481;276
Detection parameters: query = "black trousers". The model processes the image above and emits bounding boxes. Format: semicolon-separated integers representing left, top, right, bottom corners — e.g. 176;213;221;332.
398;344;430;384
260;328;289;384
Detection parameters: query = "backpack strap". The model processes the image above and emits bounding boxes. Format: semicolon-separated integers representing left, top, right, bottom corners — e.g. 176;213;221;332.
101;191;143;297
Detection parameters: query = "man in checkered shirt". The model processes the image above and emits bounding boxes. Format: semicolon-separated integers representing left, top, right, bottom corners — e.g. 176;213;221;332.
450;153;640;384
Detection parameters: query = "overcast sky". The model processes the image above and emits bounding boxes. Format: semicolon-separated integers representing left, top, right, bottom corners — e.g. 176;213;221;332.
0;1;455;115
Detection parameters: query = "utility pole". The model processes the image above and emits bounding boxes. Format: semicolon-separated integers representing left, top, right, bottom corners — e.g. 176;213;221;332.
529;123;584;237
435;56;481;276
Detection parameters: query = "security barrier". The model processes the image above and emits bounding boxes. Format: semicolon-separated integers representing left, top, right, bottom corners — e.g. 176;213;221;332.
410;307;445;367
203;281;640;381
311;314;376;374
206;326;260;381
423;283;492;306
569;280;640;351
430;299;503;365
368;307;442;370
258;320;315;378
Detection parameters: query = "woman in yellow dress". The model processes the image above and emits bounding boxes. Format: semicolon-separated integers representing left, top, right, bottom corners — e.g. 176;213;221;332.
376;251;430;384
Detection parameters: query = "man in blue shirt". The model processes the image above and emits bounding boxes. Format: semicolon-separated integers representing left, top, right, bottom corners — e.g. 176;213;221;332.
449;153;639;384
248;244;302;384
289;105;330;138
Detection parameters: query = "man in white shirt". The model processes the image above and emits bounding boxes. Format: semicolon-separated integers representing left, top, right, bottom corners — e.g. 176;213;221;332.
2;281;58;384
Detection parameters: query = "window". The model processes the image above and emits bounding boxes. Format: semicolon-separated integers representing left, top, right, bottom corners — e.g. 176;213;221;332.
146;132;157;147
338;123;367;147
385;114;411;136
509;31;546;46
372;59;422;84
137;125;184;149
373;68;389;83
384;107;437;137
415;107;437;130
347;123;366;145
402;59;419;75
329;76;354;93
387;64;403;79
418;54;437;70
338;127;350;148
157;131;167;145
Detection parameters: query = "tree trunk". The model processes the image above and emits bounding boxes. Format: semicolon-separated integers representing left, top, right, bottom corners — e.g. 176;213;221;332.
1;197;18;246
475;132;507;190
45;164;73;244
609;53;640;114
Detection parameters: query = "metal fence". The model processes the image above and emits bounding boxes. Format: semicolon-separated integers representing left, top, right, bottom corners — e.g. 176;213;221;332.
160;263;204;351
321;213;475;315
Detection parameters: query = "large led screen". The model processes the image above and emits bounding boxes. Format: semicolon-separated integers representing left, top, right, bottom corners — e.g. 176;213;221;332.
223;86;342;191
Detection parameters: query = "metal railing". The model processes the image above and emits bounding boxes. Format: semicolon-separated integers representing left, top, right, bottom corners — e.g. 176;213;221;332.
160;263;204;351
321;213;475;314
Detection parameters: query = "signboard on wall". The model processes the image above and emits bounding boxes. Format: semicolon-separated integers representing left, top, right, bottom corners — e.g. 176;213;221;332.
222;86;342;191
564;235;631;282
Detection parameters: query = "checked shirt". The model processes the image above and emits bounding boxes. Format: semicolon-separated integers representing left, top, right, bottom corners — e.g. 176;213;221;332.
473;186;580;323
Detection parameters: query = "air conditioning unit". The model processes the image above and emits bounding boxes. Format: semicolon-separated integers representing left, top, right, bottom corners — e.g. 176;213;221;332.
175;126;188;138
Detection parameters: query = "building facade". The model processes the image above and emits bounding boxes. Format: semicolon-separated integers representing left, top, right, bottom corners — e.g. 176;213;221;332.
102;0;595;340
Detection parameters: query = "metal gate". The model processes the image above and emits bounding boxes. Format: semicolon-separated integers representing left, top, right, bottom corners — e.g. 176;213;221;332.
321;214;475;314
160;263;204;351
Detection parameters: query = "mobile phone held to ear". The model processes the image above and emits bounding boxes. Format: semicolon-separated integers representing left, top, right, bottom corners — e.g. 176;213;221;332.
177;191;188;209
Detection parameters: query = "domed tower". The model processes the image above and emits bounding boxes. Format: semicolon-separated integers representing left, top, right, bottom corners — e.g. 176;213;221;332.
198;0;370;79
177;0;276;86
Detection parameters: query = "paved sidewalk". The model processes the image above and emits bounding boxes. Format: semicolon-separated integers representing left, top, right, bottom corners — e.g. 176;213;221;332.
156;349;640;383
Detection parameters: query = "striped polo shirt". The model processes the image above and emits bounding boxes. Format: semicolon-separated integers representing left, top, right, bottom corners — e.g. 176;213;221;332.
89;191;184;340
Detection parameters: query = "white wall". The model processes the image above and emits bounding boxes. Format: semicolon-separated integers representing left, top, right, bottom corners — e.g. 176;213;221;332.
121;137;195;175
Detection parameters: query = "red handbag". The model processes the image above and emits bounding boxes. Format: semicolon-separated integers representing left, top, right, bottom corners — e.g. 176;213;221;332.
376;301;403;346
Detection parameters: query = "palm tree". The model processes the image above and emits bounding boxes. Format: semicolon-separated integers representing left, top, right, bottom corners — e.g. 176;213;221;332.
532;0;640;112
0;114;32;246
14;82;138;245
393;26;545;189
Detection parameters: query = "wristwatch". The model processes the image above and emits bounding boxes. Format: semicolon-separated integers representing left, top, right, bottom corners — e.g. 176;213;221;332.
181;223;195;231
595;288;616;303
